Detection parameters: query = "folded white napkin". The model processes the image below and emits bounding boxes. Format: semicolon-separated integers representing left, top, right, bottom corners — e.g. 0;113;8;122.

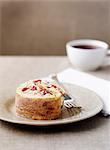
58;68;110;115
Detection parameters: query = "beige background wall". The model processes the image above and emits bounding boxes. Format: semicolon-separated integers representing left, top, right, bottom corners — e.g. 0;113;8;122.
0;0;109;55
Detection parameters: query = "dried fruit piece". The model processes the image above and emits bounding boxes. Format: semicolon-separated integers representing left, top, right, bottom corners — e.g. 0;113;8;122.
22;87;29;92
51;84;57;88
31;86;37;91
34;80;42;83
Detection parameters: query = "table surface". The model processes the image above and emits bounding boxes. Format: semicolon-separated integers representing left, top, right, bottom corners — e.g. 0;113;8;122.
0;56;110;150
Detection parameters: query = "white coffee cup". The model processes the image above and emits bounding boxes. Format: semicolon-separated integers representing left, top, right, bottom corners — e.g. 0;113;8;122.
66;39;110;71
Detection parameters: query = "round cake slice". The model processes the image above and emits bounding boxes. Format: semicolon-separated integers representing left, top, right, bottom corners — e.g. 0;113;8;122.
15;79;64;120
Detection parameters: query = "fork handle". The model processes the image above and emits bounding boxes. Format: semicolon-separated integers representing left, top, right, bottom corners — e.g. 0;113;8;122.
49;74;59;83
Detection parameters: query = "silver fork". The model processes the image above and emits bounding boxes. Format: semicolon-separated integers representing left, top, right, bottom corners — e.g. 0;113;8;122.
49;74;81;109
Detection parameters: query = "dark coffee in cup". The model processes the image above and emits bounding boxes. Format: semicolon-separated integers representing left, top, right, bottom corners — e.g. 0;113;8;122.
72;45;100;50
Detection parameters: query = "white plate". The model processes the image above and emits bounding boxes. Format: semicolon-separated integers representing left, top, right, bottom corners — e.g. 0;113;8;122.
0;83;103;126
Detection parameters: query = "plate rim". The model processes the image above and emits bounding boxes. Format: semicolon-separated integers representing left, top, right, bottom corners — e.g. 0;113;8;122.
0;83;103;126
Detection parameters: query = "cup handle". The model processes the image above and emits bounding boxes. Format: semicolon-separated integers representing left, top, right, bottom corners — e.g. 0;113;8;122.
107;49;110;56
103;50;110;66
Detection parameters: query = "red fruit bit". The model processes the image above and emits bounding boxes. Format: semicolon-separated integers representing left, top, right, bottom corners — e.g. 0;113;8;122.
34;80;42;83
40;89;43;92
42;89;47;95
40;88;50;95
43;91;47;95
44;90;53;95
31;86;37;91
48;92;53;95
60;91;64;96
51;84;57;88
47;86;51;88
22;87;29;92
